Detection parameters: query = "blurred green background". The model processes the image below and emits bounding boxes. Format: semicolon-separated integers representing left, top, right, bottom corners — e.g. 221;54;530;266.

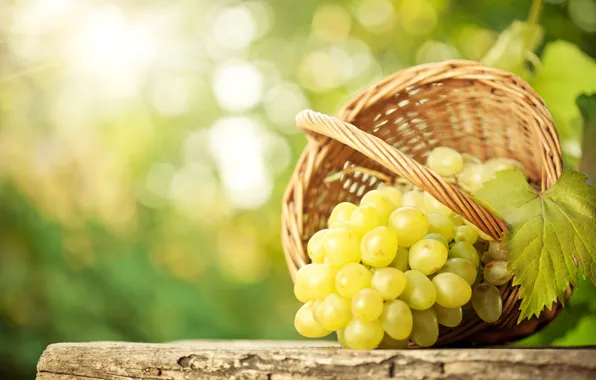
1;0;596;378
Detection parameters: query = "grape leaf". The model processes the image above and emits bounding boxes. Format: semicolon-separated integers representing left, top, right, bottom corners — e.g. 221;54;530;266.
532;41;596;144
481;20;543;80
475;169;596;322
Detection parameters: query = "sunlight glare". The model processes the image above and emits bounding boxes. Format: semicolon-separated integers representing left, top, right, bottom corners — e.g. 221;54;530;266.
68;5;156;84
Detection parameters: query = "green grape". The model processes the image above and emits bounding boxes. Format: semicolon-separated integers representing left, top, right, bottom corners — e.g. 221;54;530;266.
360;190;396;221
399;270;437;310
423;191;453;216
380;299;413;340
335;263;373;299
437;258;477;285
427;212;455;241
294;264;337;302
328;202;357;227
351;288;384;322
478;229;493;242
314;293;352;331
433;304;462;327
483;260;513;286
343;318;384;349
402;189;426;209
481;251;493;265
329;221;353;232
426;146;464;177
388;206;429;247
484;158;524;178
307;229;328;264
295;301;331;338
423;233;448;247
293;282;310;303
377;333;408;349
487;241;508;261
361;226;398;267
410;309;439;347
408;239;448;275
472;283;503;323
389;247;410;272
323;228;361;267
449;241;480;267
349;206;384;235
378;186;402;208
432;273;472;308
461;153;482;164
451;214;465;226
454;225;478;244
457;163;490;193
371;267;406;300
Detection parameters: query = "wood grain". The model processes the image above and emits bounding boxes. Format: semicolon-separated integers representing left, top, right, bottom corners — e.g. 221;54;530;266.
36;340;596;380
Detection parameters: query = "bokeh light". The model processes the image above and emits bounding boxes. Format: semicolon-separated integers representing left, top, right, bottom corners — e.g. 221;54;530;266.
399;0;437;36
455;26;498;61
355;0;396;33
569;0;596;32
213;61;264;112
416;41;460;64
264;81;310;133
208;117;273;209
312;4;352;43
213;5;257;50
169;163;220;222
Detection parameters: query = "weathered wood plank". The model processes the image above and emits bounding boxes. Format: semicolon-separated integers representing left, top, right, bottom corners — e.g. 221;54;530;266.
36;340;596;380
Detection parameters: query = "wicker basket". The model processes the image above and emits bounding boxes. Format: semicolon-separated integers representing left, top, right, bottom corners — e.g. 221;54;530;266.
282;60;567;346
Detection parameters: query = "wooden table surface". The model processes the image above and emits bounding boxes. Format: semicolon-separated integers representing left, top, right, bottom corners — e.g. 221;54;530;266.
36;340;596;380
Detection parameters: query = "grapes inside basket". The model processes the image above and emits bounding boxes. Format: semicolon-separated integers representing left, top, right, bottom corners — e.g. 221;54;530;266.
294;147;517;349
282;61;596;349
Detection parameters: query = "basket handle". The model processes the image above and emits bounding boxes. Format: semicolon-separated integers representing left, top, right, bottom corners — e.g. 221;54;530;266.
296;109;508;241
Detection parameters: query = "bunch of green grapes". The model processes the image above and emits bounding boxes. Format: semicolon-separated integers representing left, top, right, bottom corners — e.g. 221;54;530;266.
293;147;516;349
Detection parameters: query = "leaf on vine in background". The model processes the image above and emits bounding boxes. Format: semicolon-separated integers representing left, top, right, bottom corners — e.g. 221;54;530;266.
475;170;596;322
517;301;591;346
533;41;596;146
577;94;596;184
481;20;543;79
553;315;596;346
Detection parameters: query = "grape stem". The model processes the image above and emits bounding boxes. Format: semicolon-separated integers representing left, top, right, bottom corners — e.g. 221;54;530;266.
524;0;543;61
324;166;392;186
525;51;542;71
527;0;543;28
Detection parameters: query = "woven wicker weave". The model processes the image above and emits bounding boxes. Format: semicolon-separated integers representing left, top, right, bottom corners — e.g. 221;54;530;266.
282;60;566;346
